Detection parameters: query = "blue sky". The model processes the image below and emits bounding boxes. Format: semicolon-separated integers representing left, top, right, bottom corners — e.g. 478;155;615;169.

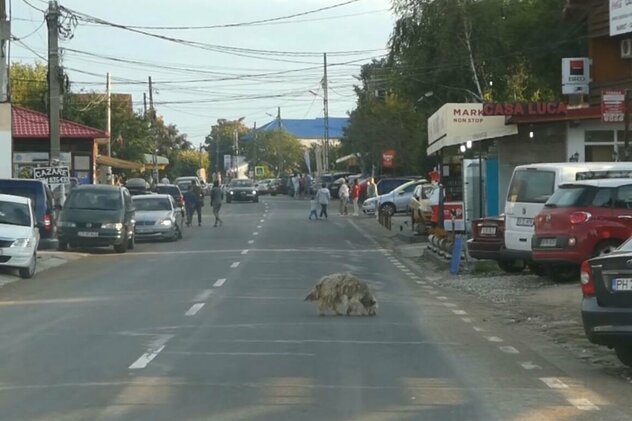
10;0;395;146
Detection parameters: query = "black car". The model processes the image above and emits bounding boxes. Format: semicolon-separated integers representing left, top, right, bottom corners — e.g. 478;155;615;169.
57;185;136;253
155;184;184;208
581;240;632;367
226;179;258;203
0;179;56;248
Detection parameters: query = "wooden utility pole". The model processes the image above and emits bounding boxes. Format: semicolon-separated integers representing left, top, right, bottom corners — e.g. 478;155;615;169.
322;52;330;171
148;76;158;182
0;0;10;102
46;1;61;164
143;92;147;117
625;90;630;161
105;72;112;183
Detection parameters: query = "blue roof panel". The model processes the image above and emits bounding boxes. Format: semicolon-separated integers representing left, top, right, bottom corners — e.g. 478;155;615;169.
250;117;349;140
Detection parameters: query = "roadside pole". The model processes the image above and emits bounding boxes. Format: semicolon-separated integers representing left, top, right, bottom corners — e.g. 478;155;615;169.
625;90;630;161
46;1;61;164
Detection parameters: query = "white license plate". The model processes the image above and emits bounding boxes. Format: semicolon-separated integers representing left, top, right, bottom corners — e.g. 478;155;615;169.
540;238;557;247
612;278;632;291
516;217;534;227
480;227;496;235
77;231;98;238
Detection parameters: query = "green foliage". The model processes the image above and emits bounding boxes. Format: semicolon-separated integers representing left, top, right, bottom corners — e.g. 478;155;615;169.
173;149;209;178
245;129;304;176
204;118;250;172
10;62;48;112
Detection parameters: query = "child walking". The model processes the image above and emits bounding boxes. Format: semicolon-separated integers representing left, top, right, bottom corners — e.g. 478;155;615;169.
308;195;318;220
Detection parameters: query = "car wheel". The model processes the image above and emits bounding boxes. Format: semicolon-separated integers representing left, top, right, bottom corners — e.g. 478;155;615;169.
128;233;135;250
593;240;621;258
615;346;632;367
19;253;36;279
548;265;579;282
254;197;259;203
114;234;129;253
57;241;68;251
380;203;395;216
497;260;526;273
527;263;546;277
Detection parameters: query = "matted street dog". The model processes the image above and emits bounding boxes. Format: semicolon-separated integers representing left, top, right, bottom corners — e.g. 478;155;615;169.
305;272;378;316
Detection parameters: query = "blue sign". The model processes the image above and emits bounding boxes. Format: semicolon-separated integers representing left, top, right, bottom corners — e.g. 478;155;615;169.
450;235;464;274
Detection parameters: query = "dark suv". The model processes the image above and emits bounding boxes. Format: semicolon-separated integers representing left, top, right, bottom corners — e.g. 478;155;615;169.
57;185;136;253
155;184;184;208
0;179;56;248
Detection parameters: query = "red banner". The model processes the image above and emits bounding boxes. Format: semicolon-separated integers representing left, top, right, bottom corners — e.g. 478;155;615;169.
382;150;396;168
601;90;626;123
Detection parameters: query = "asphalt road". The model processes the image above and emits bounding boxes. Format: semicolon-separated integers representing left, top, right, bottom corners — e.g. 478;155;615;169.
0;195;629;420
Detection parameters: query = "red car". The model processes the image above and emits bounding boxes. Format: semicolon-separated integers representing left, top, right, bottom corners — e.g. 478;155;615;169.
533;179;632;281
467;215;527;272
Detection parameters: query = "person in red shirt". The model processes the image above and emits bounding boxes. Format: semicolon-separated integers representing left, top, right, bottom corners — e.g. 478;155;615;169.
351;178;362;216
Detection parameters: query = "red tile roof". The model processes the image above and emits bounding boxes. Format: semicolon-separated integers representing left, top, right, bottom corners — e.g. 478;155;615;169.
12;105;108;139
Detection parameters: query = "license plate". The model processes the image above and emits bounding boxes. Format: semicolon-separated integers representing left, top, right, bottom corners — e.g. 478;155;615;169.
612;278;632;291
516;217;534;227
77;231;98;238
540;238;557;247
480;227;496;235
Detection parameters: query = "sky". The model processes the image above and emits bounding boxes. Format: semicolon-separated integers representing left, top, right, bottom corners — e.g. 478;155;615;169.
10;0;396;147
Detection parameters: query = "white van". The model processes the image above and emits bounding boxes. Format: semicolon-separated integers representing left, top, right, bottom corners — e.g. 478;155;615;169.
502;162;632;264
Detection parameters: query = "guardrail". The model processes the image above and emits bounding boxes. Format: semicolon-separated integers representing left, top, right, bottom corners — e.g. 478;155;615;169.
378;208;392;230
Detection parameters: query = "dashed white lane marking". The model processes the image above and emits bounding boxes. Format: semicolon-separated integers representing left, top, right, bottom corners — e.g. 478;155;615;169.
253;232;259;236
452;310;467;315
213;278;227;287
410;275;420;280
230;262;240;268
472;326;485;332
248;240;255;244
257;225;262;229
241;250;249;255
129;346;165;369
485;336;504;343
540;377;569;389
499;346;520;354
260;219;264;222
568;398;600;411
429;291;439;295
193;289;213;301
415;281;424;285
442;303;457;308
461;317;472;323
185;303;205;316
437;296;448;300
519;361;541;370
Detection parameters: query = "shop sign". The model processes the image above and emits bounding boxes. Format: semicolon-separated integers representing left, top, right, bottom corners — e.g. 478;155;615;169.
33;166;70;187
482;102;567;116
443;202;465;232
601;89;626;123
382;149;396;168
610;0;632;36
561;58;590;94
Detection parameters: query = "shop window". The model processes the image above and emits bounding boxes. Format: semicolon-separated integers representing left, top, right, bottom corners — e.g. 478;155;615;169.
585;131;614;143
585;145;615;162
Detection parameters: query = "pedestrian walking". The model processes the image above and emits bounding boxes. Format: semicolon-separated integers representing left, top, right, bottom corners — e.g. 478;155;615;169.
292;174;300;199
193;183;204;226
338;178;349;215
183;185;197;227
351;178;361;216
210;180;224;227
308;195;318;220
316;183;331;220
305;173;313;196
366;177;378;199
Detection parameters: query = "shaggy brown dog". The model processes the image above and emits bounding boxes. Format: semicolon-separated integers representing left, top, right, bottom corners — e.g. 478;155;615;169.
305;272;378;316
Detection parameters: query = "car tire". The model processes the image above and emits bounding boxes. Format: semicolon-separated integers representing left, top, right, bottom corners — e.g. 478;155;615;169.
254;197;259;203
114;234;129;254
57;241;68;251
548;264;579;282
380;203;395;216
615;346;632;367
19;253;36;279
128;233;135;250
527;263;547;277
593;240;621;258
497;260;526;273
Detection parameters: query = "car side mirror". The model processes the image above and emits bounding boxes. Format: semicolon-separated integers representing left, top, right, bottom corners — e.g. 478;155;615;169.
398;191;405;195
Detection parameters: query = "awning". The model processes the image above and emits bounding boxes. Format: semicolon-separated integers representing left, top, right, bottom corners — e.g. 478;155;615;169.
335;153;360;164
96;155;144;170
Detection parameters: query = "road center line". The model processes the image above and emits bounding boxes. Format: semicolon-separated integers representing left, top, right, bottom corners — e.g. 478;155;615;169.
461;317;472;323
472;326;485;332
485;336;504;343
257;225;262;228
230;262;240;268
248;240;254;244
452;310;467;315
499;346;520;354
193;289;213;301
437;296;448;300
442;303;457;307
260;219;264;222
539;377;569;389
519;361;541;370
214;278;227;287
129;345;165;370
253;232;259;236
185;303;205;316
241;249;249;255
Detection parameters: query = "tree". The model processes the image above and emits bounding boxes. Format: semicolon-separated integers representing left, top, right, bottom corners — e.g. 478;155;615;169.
246;129;304;176
172;149;208;178
10;62;48;112
204;118;250;173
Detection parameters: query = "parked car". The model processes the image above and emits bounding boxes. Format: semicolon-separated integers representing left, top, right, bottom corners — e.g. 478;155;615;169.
226;179;258;203
125;178;151;196
363;179;429;216
376;177;418;196
533;179;632;281
0;179;56;248
580;242;632;367
57;185;136;253
155;184;185;209
329;173;361;198
174;176;201;193
133;194;184;242
269;179;281;196
255;179;272;195
465;215;529;272
0;194;40;278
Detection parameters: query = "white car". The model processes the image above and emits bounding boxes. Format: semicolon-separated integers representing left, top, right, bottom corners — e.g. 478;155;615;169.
0;194;40;278
363;179;429;216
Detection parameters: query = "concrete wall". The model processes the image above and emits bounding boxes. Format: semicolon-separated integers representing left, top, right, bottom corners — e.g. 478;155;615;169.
496;123;567;212
0;103;11;178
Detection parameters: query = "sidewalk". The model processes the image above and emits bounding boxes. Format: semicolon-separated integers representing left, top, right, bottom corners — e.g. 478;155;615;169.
353;215;627;371
0;251;82;288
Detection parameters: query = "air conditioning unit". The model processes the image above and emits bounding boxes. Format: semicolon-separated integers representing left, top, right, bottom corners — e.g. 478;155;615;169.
621;39;632;59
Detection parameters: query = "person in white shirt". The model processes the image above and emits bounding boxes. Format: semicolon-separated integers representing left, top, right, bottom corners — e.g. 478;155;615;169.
338;179;350;215
316;183;331;219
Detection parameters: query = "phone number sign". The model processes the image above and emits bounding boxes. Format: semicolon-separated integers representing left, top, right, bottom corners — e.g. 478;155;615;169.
602;90;626;123
33;166;70;186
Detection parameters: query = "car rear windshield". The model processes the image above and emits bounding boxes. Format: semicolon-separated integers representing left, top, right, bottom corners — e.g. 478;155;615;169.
545;185;614;208
507;169;555;203
156;186;180;197
66;190;122;211
133;197;172;211
0;201;30;226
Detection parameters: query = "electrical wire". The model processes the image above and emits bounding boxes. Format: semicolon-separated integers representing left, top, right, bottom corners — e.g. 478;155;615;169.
11;18;45;40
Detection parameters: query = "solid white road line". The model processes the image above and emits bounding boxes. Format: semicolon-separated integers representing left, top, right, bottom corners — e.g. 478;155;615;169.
185;303;205;316
248;240;255;244
166;351;315;357
241;249;249;255
193;290;213;302
129;346;166;369
519;361;541;370
230;262;240;268
539;377;569;389
499;346;520;354
214;278;227;287
568;398;599;411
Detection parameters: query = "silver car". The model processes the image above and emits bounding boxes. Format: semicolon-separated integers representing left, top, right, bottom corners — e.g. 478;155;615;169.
132;194;184;242
364;179;429;216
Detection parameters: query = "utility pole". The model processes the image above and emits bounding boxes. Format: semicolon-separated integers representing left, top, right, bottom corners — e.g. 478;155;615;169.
253;121;257;169
46;1;61;164
322;52;330;171
625;90;630;161
148;76;158;183
106;72;112;184
0;0;10;102
143;92;147;118
277;106;281;129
